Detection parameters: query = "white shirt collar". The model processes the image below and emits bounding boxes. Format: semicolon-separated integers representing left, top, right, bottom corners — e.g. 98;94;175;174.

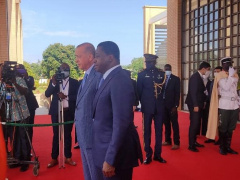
85;64;94;75
103;65;121;80
198;71;203;78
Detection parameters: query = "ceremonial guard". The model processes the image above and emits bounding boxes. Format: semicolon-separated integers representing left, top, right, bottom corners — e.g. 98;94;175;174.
207;57;239;155
137;54;166;164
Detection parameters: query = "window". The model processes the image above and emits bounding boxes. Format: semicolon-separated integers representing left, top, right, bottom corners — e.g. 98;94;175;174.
182;0;240;110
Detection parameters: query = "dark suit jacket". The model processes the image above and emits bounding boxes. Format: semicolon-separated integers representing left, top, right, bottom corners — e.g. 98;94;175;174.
24;76;39;110
45;77;79;120
185;72;207;109
92;66;143;169
137;67;165;114
162;74;180;109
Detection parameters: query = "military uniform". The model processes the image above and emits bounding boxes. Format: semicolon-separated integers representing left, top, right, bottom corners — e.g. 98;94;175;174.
137;54;166;164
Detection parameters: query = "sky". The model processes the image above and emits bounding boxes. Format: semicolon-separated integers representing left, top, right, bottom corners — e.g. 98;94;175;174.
21;0;167;65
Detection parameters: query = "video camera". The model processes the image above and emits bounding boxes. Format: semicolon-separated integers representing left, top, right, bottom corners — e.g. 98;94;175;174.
1;61;17;85
55;67;65;84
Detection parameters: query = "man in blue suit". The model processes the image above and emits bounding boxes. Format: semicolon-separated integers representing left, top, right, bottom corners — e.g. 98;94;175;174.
93;41;143;180
75;43;102;180
45;63;79;167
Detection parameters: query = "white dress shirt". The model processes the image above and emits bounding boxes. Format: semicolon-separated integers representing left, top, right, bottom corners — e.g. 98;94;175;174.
60;77;69;108
218;76;239;110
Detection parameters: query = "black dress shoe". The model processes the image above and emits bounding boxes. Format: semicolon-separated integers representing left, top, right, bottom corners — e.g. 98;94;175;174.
153;156;167;163
219;148;227;155
227;147;238;154
188;146;199;152
20;164;29;172
204;139;215;143
143;157;152;164
195;142;204;147
74;145;80;149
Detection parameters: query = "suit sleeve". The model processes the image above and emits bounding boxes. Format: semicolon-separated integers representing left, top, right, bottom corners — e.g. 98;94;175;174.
175;77;180;107
190;75;199;107
105;76;134;166
45;80;57;98
132;79;139;106
68;79;78;102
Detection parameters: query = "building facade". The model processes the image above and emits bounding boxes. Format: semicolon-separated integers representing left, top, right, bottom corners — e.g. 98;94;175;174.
167;0;240;110
0;0;23;64
143;6;167;68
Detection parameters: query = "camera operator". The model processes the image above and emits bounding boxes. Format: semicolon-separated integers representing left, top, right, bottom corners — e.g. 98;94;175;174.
45;63;79;168
16;64;39;157
1;63;30;172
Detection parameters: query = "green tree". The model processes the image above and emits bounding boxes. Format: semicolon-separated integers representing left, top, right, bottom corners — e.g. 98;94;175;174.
123;57;144;80
23;61;34;77
41;43;82;79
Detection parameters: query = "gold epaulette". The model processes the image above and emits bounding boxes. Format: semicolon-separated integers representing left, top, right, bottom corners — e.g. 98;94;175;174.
157;68;163;72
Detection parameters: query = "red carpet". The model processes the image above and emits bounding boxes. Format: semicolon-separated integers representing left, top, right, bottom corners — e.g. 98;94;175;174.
7;111;240;180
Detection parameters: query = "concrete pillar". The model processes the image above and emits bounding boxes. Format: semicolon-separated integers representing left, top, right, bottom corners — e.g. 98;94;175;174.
167;0;182;78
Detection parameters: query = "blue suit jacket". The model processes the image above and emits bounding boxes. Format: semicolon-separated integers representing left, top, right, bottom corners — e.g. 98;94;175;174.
45;77;79;120
75;68;101;149
92;66;143;169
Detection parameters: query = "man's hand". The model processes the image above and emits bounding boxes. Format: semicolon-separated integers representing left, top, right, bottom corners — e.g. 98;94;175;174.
52;75;57;85
171;107;177;114
229;67;235;77
133;106;137;112
193;106;199;112
102;161;115;178
58;92;67;100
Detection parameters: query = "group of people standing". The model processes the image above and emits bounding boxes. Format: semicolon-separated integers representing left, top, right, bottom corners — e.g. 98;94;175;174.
40;41;240;180
186;58;239;155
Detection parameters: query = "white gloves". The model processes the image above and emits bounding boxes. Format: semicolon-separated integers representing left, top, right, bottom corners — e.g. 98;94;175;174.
229;67;235;77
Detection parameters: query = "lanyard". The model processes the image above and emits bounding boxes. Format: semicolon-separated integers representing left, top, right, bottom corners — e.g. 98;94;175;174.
62;80;69;91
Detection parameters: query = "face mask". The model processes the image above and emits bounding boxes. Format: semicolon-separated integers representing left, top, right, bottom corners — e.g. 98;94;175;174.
165;71;172;76
214;72;218;77
62;71;70;78
17;68;27;75
204;70;211;78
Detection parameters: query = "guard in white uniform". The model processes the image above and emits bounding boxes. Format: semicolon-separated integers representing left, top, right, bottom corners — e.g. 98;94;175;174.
217;57;239;155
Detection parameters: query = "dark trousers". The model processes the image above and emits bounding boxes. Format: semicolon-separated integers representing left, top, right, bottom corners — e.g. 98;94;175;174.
143;110;163;158
97;167;133;180
188;106;203;146
163;105;180;145
197;102;209;136
51;109;74;159
28;109;36;143
14;120;30;161
218;109;239;134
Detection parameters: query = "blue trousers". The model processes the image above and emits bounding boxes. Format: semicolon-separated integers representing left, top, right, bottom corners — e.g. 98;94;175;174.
80;148;102;180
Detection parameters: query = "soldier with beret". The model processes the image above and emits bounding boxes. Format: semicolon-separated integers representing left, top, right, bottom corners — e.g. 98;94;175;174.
137;53;166;164
206;57;239;155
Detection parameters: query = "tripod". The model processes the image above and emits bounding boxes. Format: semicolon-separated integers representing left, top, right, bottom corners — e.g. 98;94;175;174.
57;80;65;169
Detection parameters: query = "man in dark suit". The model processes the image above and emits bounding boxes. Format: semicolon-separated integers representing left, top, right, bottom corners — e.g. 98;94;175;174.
185;61;211;152
93;41;142;180
23;72;39;144
45;63;79;167
137;54;166;164
162;64;180;150
75;43;102;180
